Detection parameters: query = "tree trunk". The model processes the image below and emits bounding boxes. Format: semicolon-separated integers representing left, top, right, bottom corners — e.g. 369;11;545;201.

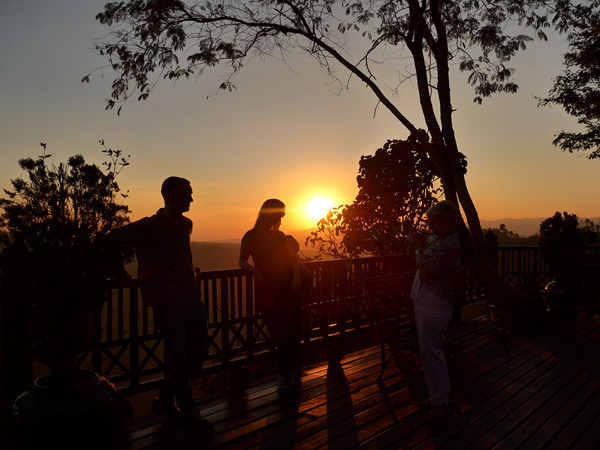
408;0;519;323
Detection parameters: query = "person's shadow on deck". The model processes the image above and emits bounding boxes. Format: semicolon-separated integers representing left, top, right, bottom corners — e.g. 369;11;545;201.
326;359;359;447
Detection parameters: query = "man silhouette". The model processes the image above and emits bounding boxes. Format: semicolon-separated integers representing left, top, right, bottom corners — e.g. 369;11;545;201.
110;177;212;430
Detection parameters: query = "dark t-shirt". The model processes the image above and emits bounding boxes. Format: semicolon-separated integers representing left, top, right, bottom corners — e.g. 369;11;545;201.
112;209;201;308
241;228;298;289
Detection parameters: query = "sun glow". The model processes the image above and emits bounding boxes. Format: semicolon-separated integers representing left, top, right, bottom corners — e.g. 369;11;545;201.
306;197;335;222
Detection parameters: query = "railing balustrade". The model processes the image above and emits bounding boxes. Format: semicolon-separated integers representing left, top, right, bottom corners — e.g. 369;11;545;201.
81;246;600;395
83;255;415;394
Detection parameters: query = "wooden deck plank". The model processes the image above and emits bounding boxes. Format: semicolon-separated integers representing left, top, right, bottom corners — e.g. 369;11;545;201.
355;329;552;448
208;355;407;448
372;320;598;449
473;341;600;448
255;323;509;449
425;318;600;449
163;328;503;448
115;347;383;447
333;337;517;448
545;380;600;450
494;335;600;449
571;407;600;449
109;315;600;449
119;349;387;448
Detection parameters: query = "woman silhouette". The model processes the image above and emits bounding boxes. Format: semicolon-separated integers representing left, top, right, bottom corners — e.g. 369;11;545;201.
239;199;305;390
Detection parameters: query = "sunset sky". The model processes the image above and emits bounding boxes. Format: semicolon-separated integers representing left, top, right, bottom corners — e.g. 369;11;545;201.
1;0;599;241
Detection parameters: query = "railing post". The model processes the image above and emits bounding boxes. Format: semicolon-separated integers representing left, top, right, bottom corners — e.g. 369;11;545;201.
485;230;499;270
245;274;254;358
129;283;140;393
221;277;230;368
1;295;32;422
92;292;105;374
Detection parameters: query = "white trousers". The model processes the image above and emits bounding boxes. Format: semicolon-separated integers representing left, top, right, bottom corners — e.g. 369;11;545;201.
413;299;453;407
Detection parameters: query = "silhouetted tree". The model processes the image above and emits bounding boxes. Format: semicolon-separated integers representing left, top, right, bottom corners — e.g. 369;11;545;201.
0;142;131;373
540;0;600;159
305;206;350;259
306;136;455;258
88;0;576;315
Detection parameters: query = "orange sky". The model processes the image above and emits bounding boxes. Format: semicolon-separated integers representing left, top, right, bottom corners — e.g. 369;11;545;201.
1;1;599;241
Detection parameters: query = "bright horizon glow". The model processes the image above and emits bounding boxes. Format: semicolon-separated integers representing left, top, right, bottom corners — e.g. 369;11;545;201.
306;197;336;223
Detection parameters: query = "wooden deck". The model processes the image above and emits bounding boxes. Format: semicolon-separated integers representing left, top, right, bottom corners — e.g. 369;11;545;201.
113;313;600;449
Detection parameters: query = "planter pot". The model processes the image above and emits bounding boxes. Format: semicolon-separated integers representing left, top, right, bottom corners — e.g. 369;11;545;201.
544;279;578;324
12;370;123;447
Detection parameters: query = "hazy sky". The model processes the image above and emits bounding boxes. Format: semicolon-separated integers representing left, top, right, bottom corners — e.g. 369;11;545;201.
1;0;599;241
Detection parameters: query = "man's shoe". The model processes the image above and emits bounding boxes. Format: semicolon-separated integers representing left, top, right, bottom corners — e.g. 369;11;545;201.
415;398;432;410
183;406;215;433
290;371;302;388
151;397;182;418
423;406;451;425
277;374;290;391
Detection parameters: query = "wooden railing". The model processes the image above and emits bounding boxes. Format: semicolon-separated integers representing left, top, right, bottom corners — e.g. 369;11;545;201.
82;255;416;395
82;246;600;395
495;245;600;289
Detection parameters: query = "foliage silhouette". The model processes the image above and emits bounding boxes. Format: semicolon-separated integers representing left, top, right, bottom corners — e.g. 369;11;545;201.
0;142;131;373
539;211;599;279
540;0;600;159
483;224;541;246
306;135;457;258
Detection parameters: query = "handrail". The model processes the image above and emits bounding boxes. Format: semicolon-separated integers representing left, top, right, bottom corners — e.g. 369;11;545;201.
87;254;416;394
85;246;600;395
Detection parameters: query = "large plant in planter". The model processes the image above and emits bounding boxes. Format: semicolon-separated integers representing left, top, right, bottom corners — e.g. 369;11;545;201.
0;143;131;444
540;212;599;317
539;212;598;281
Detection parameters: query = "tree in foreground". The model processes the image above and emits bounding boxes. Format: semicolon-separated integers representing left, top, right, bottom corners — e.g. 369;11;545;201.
0;142;131;373
540;0;600;159
306;135;446;258
88;0;575;318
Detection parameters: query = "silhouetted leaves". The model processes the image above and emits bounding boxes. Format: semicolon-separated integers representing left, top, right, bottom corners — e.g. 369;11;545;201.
306;135;443;258
85;0;575;111
539;211;599;277
0;142;132;372
540;0;600;159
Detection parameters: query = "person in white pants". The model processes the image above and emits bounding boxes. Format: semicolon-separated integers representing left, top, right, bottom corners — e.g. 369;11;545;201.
407;200;461;424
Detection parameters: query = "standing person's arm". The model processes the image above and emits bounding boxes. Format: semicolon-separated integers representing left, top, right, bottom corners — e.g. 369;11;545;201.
407;232;424;263
239;237;266;285
417;238;460;279
286;235;302;290
108;217;153;246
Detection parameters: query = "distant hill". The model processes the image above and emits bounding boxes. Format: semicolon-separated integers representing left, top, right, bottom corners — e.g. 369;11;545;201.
126;241;242;273
480;217;600;237
191;241;241;271
123;217;599;273
126;237;319;274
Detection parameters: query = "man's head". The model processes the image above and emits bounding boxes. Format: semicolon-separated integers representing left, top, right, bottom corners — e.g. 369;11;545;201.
161;176;193;214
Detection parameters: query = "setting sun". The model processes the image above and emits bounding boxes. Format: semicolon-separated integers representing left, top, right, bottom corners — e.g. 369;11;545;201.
306;197;335;222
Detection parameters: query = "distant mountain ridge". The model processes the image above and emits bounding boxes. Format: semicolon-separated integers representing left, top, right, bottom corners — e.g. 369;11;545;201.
127;217;599;272
480;217;600;237
218;218;600;245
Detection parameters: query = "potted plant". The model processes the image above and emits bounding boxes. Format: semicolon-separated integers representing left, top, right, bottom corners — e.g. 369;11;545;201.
540;212;599;315
0;142;132;446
